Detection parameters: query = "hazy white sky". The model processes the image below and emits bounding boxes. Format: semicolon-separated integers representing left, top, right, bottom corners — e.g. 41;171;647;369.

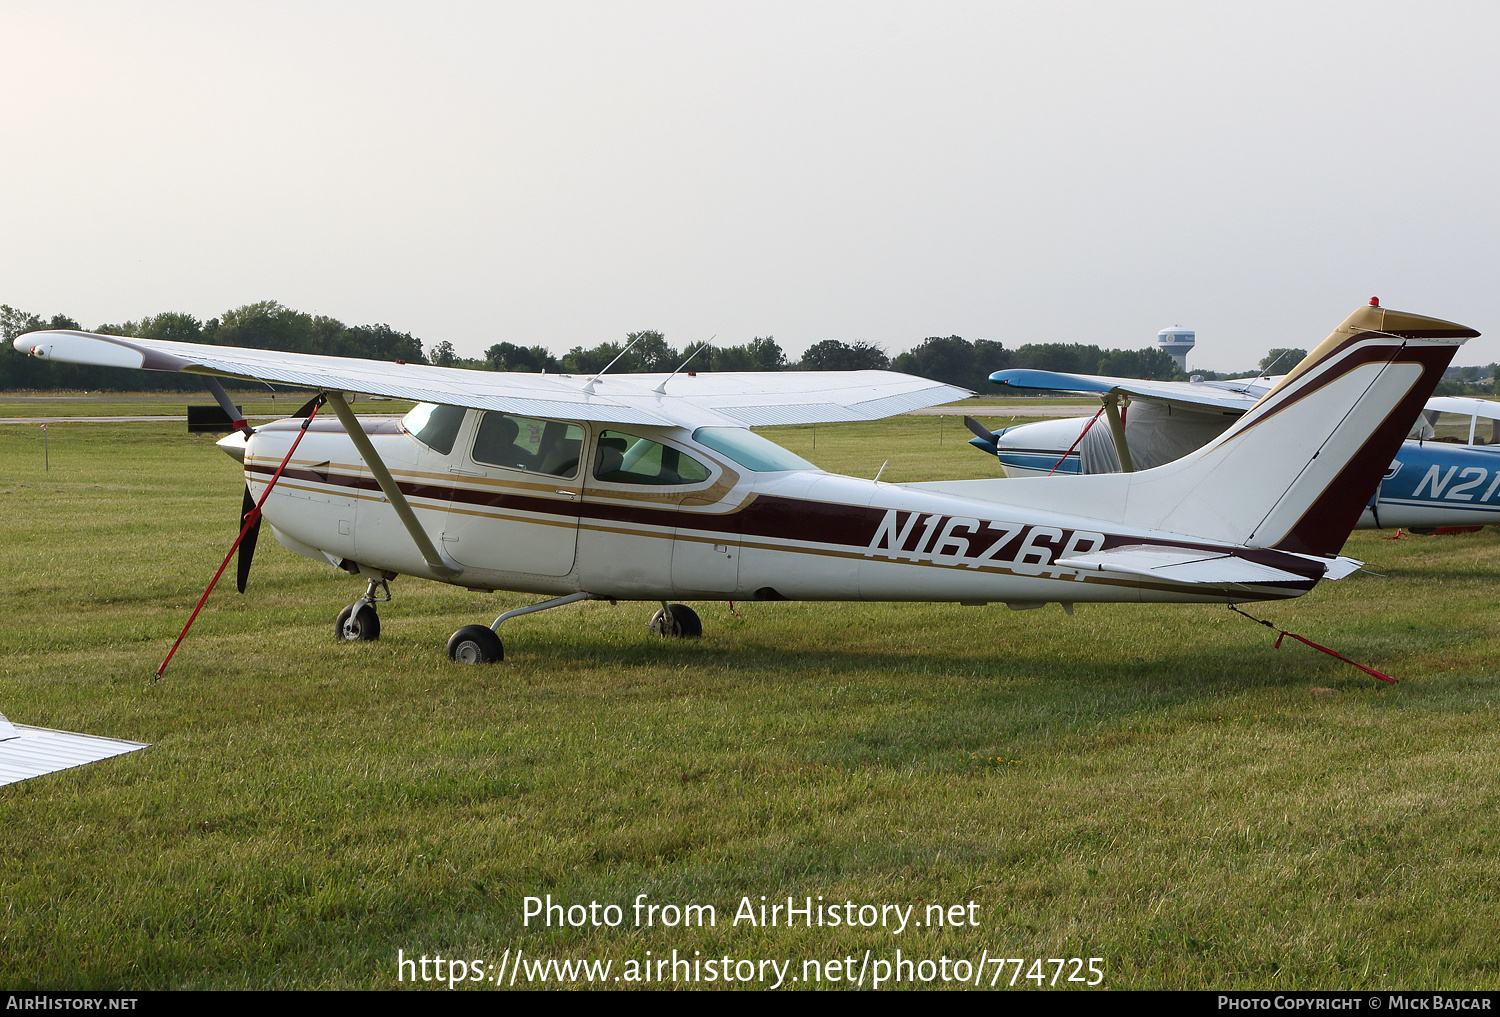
3;0;1497;371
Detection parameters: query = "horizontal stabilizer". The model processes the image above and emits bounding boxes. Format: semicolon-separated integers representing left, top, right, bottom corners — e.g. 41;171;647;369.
1316;557;1364;580
0;710;148;787
1057;544;1357;586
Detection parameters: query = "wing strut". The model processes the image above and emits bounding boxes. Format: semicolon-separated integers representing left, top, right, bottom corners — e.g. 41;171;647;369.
1103;392;1134;472
323;392;460;579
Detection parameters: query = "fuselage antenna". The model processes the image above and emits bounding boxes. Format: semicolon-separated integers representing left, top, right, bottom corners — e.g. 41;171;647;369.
653;336;715;394
581;334;646;394
1254;349;1295;383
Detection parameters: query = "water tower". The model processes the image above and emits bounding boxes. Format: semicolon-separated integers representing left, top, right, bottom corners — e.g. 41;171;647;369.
1157;325;1195;373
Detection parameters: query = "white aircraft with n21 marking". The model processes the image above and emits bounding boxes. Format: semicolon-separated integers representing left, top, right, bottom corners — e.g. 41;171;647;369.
14;302;1478;665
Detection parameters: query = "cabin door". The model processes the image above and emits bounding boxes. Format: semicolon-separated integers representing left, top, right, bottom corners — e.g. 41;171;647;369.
441;412;584;577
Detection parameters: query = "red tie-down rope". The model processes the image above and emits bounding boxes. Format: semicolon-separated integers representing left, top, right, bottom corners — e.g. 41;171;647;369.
156;397;324;679
1228;605;1396;684
1048;406;1107;476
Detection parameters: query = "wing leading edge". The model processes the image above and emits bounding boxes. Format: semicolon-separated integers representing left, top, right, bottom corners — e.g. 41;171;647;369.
15;330;970;427
988;368;1269;414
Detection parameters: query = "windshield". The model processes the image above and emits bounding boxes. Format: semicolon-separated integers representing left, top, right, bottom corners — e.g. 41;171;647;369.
401;403;466;455
692;427;816;472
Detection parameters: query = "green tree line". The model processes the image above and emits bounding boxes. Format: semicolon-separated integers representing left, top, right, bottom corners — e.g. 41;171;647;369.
482;332;789;375
1;301;425;391
891;335;1185;390
29;298;1489;395
488;332;1187;391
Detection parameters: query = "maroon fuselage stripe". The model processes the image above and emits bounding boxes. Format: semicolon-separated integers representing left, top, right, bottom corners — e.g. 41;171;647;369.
248;461;893;544
245;462;1324;588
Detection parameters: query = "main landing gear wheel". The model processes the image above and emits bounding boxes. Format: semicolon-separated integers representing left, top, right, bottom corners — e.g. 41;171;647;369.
448;624;505;664
335;603;380;641
650;603;702;638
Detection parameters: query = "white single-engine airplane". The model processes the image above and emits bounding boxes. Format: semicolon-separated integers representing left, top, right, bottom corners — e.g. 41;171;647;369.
14;301;1477;664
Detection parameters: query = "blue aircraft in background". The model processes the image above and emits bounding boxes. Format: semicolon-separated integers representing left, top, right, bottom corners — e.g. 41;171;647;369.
966;370;1500;533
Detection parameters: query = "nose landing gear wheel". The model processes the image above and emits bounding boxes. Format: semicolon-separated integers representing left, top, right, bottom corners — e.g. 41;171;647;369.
649;603;702;638
335;603;380;641
448;624;505;663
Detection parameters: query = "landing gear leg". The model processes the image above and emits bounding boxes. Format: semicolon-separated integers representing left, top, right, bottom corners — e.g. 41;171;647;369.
336;578;390;641
650;602;702;638
448;592;604;665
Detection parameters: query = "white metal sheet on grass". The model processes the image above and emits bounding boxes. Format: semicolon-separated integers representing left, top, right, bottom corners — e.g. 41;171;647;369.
0;711;148;786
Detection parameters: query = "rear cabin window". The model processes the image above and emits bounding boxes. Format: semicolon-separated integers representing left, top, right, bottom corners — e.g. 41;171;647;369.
401;403;466;455
594;432;712;486
1420;410;1500;445
472;413;583;478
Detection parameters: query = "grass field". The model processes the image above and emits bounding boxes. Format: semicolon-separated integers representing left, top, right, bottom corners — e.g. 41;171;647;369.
2;417;1499;990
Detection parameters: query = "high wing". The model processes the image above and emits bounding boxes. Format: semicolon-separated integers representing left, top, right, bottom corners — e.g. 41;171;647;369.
15;330;970;427
1424;396;1500;426
988;368;1272;414
974;368;1268;473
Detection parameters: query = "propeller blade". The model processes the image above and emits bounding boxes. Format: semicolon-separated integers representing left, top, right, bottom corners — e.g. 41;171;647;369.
963;415;998;444
236;484;261;594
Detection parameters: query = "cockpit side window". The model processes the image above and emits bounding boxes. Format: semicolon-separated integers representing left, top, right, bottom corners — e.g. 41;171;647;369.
401;403;466;455
594;431;712;486
1428;411;1478;445
472;412;583;478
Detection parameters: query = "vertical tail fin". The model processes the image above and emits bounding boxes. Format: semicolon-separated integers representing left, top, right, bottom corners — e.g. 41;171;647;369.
1115;303;1477;554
